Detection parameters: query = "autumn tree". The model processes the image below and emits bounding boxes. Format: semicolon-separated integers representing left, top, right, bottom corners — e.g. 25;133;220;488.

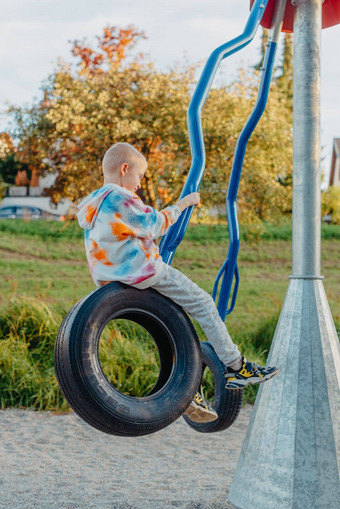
201;70;292;224
277;33;293;110
0;132;30;185
249;28;293;213
8;27;193;208
8;25;293;223
322;186;340;224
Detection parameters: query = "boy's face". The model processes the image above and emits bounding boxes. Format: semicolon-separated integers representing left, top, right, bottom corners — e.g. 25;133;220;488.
121;161;147;193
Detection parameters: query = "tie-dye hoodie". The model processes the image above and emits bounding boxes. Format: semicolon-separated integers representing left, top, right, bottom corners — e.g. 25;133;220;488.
77;184;181;288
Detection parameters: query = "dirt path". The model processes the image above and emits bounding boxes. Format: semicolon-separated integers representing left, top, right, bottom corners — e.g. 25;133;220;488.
0;406;253;509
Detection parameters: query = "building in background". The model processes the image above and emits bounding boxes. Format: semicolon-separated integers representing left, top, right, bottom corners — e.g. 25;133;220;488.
1;171;74;217
329;138;340;187
0;132;74;217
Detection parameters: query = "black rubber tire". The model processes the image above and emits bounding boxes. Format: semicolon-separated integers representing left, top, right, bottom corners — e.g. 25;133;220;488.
183;342;243;433
54;282;202;437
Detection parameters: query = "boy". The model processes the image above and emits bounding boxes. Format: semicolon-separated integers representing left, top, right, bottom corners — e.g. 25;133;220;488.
77;142;278;423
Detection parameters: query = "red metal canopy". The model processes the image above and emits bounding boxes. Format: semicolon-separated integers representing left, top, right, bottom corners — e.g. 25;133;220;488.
250;0;340;33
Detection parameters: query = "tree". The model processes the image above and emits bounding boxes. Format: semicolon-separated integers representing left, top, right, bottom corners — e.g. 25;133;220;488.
7;25;293;224
322;186;340;224
254;29;294;203
201;72;292;223
0;133;30;185
9;27;193;208
277;33;293;110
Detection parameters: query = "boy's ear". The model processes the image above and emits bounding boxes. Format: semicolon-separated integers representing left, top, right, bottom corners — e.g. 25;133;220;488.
120;163;128;175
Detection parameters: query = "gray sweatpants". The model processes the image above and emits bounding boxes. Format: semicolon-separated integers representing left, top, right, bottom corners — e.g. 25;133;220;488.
151;266;241;367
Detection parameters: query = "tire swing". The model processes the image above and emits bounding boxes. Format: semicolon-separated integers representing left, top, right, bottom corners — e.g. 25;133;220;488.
54;281;202;437
183;342;243;433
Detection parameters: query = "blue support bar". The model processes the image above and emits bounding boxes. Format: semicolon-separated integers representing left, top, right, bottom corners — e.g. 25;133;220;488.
213;39;278;320
159;0;269;264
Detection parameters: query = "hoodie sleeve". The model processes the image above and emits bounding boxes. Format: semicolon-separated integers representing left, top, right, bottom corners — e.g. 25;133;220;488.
113;194;181;240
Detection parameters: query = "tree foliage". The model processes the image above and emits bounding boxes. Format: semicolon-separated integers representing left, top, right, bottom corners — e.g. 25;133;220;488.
322;186;340;224
7;26;293;223
277;33;293;111
0;133;30;185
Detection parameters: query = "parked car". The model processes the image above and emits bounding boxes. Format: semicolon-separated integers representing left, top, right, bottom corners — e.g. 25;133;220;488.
0;205;64;221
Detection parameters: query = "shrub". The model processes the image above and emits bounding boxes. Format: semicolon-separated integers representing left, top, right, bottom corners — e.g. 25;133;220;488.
0;296;284;409
0;297;67;410
0;298;164;409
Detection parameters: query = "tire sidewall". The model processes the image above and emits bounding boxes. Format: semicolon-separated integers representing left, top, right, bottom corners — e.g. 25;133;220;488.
56;282;202;433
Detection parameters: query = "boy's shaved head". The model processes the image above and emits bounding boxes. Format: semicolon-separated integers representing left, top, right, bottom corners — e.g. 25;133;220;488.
102;142;147;177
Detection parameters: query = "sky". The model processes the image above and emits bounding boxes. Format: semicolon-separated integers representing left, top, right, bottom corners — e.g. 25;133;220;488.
1;0;339;186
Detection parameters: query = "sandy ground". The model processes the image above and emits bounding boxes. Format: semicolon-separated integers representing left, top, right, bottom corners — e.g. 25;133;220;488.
0;405;253;509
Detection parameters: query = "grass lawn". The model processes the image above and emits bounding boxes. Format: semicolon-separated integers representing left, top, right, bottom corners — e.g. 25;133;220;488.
0;219;339;409
1;219;339;338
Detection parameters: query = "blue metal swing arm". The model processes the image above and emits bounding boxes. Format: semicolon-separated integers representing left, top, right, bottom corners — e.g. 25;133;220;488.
159;0;270;264
214;0;287;320
213;39;278;319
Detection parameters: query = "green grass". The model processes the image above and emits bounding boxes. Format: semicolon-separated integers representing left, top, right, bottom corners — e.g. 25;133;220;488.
1;218;339;242
99;320;161;397
0;219;339;410
0;218;83;240
0;300;162;409
0;297;68;410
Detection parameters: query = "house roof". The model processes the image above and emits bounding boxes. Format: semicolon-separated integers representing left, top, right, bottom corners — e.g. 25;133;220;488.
329;138;340;187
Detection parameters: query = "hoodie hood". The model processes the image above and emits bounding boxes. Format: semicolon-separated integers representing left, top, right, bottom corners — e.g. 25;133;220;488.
77;185;113;230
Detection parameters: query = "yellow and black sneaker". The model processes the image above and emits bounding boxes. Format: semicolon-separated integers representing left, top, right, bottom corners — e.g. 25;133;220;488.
225;357;278;390
183;391;218;423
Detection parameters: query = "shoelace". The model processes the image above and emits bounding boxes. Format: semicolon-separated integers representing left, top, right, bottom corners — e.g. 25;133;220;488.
249;362;263;376
226;360;265;377
194;393;204;404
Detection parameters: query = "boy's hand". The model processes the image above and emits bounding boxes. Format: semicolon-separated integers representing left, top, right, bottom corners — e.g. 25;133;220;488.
176;192;200;212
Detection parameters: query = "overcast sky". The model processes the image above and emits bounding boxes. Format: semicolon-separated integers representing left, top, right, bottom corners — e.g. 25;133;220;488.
1;0;339;185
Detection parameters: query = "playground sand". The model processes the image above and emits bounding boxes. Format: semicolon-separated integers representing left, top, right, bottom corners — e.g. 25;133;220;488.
0;405;253;509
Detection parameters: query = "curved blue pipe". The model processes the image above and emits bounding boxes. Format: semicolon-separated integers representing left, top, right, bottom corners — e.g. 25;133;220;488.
159;0;269;264
213;40;278;320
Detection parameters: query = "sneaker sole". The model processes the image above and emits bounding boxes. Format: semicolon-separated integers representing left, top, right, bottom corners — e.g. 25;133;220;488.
183;402;218;423
225;369;279;390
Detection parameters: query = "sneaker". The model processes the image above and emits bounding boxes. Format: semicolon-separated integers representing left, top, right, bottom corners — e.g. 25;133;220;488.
225;357;278;390
183;391;218;423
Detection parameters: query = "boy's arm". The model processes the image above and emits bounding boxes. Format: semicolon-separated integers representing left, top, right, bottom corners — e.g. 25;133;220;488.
123;198;181;239
109;191;200;240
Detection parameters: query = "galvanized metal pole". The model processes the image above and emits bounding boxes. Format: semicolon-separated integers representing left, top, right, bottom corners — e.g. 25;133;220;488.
228;1;340;507
292;0;321;277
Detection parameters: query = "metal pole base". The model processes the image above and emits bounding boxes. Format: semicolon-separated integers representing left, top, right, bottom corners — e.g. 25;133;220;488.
228;278;340;508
